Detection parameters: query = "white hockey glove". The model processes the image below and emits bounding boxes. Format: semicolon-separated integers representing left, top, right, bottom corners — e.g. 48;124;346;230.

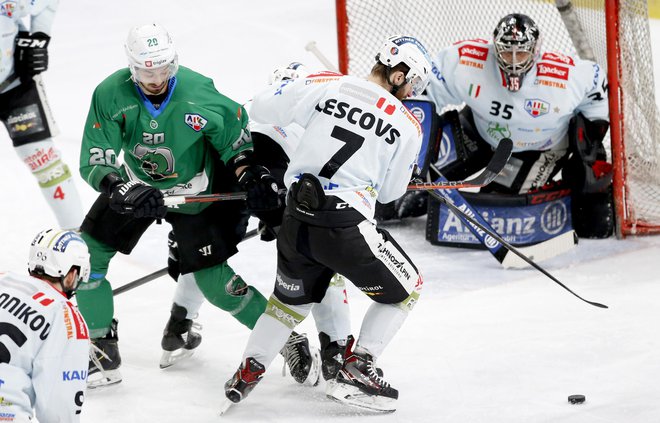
269;62;309;85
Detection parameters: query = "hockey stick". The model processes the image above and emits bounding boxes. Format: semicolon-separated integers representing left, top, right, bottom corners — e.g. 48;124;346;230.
164;192;247;206
305;41;340;73
429;163;578;269
407;138;513;191
0;74;19;93
112;228;259;296
429;189;607;309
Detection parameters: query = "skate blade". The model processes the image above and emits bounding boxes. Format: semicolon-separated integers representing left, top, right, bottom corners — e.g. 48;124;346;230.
303;347;322;387
219;397;234;416
327;382;396;413
87;369;122;389
160;348;195;369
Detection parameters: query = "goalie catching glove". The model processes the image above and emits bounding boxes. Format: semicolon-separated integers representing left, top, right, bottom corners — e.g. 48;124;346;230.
101;173;167;218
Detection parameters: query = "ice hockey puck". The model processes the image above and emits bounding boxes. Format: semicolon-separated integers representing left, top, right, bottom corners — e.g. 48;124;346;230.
568;394;586;404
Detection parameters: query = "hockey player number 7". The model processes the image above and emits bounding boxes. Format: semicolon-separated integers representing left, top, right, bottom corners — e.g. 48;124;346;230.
319;126;365;179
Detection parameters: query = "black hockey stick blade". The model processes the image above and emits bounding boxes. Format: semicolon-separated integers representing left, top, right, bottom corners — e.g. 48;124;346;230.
429;190;608;309
408;137;513;191
112;228;259;296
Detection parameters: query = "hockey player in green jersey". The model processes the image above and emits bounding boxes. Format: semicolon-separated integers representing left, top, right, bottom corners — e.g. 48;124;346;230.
77;23;318;388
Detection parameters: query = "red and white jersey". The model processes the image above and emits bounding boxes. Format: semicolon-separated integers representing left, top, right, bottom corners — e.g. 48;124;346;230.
250;72;423;221
0;0;58;88
0;271;89;423
426;39;609;152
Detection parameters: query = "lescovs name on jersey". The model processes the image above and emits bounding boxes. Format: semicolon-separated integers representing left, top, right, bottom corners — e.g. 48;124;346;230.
315;98;401;144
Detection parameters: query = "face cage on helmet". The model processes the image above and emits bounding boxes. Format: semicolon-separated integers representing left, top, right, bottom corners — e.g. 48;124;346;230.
494;41;536;76
407;71;429;97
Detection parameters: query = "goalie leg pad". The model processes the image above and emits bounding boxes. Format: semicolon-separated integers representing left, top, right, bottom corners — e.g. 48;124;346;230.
571;189;614;238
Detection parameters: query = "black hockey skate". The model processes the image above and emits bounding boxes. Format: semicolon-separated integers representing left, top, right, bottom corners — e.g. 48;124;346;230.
88;319;122;388
319;331;347;381
327;338;398;412
279;331;321;386
159;303;202;369
221;357;266;414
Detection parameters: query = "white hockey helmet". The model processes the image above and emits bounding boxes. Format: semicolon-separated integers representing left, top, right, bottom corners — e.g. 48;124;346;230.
375;35;432;96
28;229;91;293
268;62;310;85
125;23;179;84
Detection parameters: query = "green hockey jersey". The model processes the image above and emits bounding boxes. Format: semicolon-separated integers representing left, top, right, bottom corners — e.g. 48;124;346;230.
80;66;250;214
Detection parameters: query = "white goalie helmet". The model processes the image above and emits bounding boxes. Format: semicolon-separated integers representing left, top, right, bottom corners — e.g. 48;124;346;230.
125;23;179;84
375;35;432;96
28;229;91;291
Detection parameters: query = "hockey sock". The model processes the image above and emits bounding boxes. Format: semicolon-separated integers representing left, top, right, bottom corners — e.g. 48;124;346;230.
75;232;117;338
311;275;351;342
192;263;267;329
15;139;84;229
243;297;313;367
357;302;409;358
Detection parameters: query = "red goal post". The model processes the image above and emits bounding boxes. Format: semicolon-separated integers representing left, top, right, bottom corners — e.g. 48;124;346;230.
336;0;660;237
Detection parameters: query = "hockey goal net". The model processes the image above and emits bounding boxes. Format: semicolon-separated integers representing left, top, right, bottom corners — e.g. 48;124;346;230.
336;0;660;237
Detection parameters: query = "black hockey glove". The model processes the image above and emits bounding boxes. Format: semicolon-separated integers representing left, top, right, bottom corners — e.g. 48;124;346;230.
237;165;280;212
14;32;50;82
103;174;167;218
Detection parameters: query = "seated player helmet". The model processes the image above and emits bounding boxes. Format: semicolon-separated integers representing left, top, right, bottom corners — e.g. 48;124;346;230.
28;229;91;295
493;14;541;91
375;35;432;96
124;23;179;84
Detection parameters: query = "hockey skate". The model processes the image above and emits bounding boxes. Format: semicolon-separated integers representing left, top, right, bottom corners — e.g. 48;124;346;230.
279;331;321;386
221;357;266;414
159;303;202;369
88;319;122;388
319;331;347;391
327;339;398;413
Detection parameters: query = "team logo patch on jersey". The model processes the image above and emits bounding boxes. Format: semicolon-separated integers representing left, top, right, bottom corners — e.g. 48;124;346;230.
542;52;575;66
536;63;569;80
524;99;550;117
184;114;208;131
0;1;16;17
487;121;511;140
133;144;177;181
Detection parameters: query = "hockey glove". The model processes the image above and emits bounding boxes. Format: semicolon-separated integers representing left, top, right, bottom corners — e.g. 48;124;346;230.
14;32;50;82
238;165;280;212
269;62;308;85
107;178;167;219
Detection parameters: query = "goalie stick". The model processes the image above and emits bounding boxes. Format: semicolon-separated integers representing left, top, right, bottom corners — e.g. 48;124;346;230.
408;138;513;191
429;163;577;269
429;189;607;309
112;228;259;296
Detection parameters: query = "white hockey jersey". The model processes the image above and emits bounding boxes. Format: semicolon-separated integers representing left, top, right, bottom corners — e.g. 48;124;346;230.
0;0;58;88
0;271;89;423
250;72;423;221
426;39;609;152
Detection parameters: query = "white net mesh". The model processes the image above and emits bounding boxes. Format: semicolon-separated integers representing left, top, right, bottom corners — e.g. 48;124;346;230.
340;0;660;234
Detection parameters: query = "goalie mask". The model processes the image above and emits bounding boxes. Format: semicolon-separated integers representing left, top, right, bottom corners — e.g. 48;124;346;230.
125;23;179;93
28;229;91;297
493;14;541;92
375;35;432;97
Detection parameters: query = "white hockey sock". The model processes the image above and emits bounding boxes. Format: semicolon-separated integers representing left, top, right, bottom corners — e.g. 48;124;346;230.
312;275;351;343
172;272;205;319
15;139;84;230
356;302;409;358
243;300;312;368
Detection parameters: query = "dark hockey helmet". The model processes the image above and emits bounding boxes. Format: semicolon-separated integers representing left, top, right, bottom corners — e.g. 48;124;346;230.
493;13;541;91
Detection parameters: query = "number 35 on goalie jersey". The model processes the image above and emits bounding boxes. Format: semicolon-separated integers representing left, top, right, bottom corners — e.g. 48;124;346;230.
249;72;423;221
425;39;609;152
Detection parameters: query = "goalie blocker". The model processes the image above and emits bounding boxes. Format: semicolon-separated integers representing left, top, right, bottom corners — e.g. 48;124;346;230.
399;100;613;243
